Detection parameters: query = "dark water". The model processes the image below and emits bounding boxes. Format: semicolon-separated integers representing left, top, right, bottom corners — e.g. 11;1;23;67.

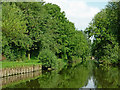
2;61;120;88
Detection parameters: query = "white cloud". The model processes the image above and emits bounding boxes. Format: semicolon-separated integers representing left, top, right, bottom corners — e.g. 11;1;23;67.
44;0;101;30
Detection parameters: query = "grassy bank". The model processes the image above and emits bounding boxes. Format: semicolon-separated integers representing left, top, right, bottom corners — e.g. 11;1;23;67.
1;56;91;70
1;59;41;69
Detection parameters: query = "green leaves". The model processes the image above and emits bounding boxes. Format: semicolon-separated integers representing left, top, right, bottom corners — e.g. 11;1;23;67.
38;49;58;69
2;2;90;66
85;1;119;65
2;2;30;49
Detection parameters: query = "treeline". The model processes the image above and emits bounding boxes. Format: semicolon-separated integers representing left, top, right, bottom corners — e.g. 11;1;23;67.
85;1;120;65
2;2;90;69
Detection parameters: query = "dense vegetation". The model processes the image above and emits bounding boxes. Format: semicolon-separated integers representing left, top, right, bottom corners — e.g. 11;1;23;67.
1;1;120;89
2;1;120;70
2;2;90;69
85;1;120;65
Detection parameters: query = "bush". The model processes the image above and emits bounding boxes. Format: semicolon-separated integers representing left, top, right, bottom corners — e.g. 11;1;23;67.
3;46;27;61
38;49;58;69
3;46;16;61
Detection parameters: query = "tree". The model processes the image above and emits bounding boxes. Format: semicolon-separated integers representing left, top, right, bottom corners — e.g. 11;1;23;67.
2;2;32;61
85;1;119;64
2;2;91;68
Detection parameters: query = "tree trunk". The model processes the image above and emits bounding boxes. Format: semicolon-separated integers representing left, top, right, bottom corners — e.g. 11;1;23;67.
28;52;30;60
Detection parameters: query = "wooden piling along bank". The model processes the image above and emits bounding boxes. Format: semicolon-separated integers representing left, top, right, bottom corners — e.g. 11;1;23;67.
0;64;42;77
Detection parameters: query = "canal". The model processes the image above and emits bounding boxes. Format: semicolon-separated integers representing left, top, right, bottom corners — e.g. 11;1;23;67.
1;61;120;88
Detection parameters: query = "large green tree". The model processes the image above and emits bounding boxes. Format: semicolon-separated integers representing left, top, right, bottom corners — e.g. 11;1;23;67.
2;2;31;61
85;1;119;65
2;1;90;68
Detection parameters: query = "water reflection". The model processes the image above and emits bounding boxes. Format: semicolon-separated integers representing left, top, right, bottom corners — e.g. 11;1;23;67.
2;61;119;88
93;66;119;88
82;76;96;88
1;70;42;88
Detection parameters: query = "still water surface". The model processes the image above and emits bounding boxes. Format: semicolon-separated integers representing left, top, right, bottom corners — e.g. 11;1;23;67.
2;61;119;88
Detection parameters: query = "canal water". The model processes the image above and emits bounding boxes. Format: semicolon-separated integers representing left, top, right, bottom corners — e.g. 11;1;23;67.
1;61;120;88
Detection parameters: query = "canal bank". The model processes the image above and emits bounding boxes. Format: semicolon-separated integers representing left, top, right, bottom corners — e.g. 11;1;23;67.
0;61;42;77
1;60;119;88
0;64;42;77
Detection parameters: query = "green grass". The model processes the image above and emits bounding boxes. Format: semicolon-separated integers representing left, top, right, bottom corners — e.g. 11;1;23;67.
0;59;41;69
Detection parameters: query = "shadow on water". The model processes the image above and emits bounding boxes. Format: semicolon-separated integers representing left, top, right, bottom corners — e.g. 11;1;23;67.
2;60;119;88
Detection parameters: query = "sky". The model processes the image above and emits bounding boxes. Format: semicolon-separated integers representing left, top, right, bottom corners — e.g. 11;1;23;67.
43;0;110;30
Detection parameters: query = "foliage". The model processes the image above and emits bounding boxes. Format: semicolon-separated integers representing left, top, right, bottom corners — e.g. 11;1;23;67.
2;1;90;69
85;1;119;65
2;2;32;61
72;31;90;61
38;49;58;69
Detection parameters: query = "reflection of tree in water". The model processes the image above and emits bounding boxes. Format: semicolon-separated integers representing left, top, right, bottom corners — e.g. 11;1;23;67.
37;71;59;88
93;66;119;88
37;61;93;88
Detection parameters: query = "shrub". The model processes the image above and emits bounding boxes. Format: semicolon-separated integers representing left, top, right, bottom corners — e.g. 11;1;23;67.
3;46;16;61
38;49;58;69
3;46;27;61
